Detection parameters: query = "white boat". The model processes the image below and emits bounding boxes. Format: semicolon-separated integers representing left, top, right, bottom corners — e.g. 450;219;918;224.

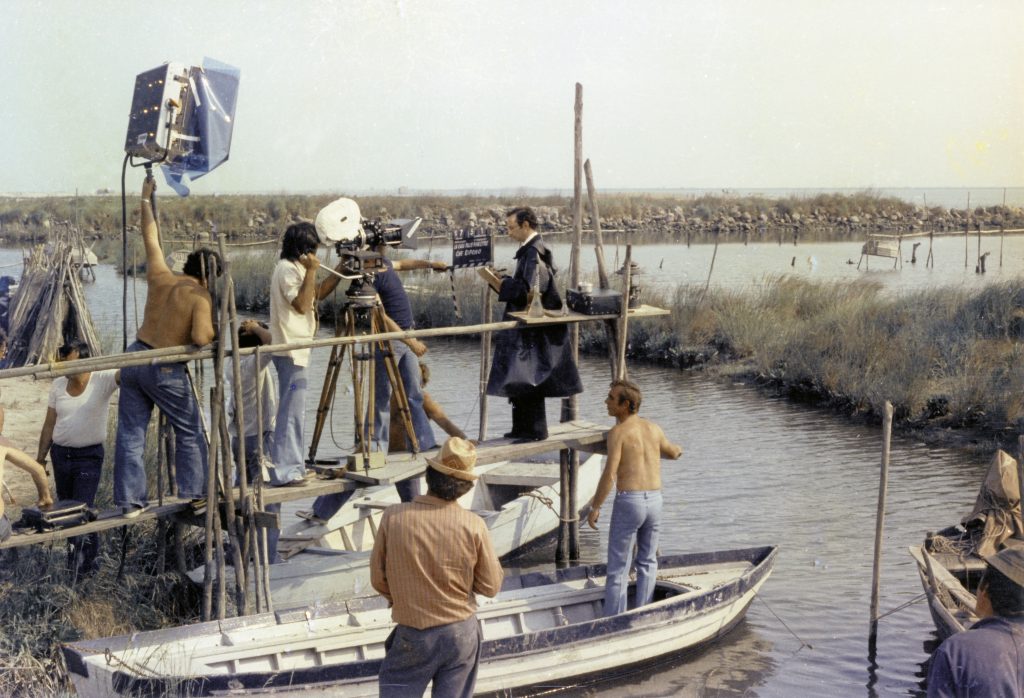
189;455;605;608
65;545;778;697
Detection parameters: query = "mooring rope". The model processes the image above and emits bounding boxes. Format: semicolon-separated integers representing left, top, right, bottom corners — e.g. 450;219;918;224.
874;592;928;621
756;592;812;651
103;648;163;678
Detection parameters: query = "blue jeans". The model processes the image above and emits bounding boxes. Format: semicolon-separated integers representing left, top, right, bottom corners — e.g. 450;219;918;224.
379;616;481;698
370;340;437;454
603;490;663;616
114;341;208;507
233;432;281;564
271;355;307;484
52;442;103;572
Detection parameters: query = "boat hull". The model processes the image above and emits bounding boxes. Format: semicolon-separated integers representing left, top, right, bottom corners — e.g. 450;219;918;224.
65;546;777;697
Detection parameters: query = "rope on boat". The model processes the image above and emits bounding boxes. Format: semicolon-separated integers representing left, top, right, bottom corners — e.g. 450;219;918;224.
874;592;928;621
755;592;812;651
522;490;578;522
103;648;163;678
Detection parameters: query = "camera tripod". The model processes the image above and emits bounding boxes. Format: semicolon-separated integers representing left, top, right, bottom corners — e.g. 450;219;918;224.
307;296;420;468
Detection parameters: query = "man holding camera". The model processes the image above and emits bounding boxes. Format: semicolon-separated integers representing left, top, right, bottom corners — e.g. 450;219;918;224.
268;222;343;486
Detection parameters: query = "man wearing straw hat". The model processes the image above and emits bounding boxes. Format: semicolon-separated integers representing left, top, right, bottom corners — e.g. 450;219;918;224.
370;437;503;697
926;546;1024;696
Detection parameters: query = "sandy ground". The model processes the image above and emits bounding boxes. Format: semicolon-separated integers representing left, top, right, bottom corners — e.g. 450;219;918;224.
1;375;55;506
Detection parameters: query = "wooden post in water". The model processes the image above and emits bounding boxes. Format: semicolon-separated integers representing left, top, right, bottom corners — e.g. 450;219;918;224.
557;82;584;563
964;193;970;269
869;400;894;643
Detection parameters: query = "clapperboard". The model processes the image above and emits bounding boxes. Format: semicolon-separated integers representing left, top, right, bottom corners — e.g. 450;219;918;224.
452;228;493;269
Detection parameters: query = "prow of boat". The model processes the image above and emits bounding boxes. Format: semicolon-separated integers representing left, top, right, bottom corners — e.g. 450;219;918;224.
909;448;1024;638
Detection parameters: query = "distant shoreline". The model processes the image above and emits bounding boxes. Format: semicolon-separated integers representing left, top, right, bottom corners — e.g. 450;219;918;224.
3;186;1023;210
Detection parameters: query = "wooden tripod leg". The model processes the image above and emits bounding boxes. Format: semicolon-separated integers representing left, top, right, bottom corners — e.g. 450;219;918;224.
307;316;350;463
349;309;371;458
371;306;419;453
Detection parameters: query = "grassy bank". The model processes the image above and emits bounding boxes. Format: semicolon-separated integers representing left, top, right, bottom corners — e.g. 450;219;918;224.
232;250;1024;440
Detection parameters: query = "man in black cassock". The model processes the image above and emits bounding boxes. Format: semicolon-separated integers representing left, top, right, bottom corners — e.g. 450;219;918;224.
485;207;582;441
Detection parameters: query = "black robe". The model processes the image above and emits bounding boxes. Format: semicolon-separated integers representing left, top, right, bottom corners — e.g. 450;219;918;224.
485;236;583;399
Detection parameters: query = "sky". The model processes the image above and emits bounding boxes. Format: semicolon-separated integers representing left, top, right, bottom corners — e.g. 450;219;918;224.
2;0;1022;195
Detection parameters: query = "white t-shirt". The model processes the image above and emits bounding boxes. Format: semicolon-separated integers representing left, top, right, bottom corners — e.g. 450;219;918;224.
227;353;277;437
270;259;316;366
48;369;119;448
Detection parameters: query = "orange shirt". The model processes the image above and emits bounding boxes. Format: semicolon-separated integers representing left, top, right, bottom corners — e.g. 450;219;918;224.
370;494;504;630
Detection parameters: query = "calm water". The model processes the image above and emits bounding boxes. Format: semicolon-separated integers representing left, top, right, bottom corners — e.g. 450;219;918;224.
0;247;1002;696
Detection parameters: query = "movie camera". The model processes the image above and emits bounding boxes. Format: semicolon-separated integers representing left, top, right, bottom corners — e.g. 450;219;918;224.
314;197;422;305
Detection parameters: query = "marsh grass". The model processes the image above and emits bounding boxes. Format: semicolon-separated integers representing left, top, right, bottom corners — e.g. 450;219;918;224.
0;414;203;695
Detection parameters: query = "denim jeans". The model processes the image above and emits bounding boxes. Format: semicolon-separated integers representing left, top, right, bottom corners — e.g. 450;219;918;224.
370;340;437;454
52;442;103;572
379;616;481;698
233;432;281;564
271;355;307;484
114;341;208;507
603;490;663;616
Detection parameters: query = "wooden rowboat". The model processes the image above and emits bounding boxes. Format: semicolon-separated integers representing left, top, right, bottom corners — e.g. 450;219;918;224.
66;545;777;697
189;455;605;607
908;449;1023;639
908;527;984;639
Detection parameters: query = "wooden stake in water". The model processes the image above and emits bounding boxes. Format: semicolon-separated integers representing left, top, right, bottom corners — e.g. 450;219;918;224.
869;400;894;642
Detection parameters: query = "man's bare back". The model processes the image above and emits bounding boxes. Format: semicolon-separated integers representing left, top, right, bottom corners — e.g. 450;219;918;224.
606;415;681;492
135;177;215;349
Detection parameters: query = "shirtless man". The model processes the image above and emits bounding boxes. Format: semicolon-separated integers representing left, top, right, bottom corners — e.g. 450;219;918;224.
587;379;682;616
0;445;54;543
114;175;219;517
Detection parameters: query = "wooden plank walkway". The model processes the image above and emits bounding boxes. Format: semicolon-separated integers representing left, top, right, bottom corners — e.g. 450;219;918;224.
0;421;608;550
508;304;669;326
339;420;608;486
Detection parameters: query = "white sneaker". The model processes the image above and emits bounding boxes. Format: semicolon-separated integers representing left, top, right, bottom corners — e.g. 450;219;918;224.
122;505;149;519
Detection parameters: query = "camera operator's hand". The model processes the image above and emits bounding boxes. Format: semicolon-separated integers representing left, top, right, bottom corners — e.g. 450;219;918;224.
142;176;156;201
298;253;321;272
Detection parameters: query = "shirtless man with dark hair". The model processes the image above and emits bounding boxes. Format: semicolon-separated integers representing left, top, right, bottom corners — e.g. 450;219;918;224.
114;175;218;517
587;379;682;616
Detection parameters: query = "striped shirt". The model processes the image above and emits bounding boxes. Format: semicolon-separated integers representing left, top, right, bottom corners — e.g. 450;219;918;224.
370;494;504;630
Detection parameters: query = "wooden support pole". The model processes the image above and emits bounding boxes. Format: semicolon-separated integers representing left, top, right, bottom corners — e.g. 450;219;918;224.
584;160;609;290
1017;436;1024;538
616;245;632;381
869;400;894;642
478;287;492;442
558;82;584;563
584;159;619;380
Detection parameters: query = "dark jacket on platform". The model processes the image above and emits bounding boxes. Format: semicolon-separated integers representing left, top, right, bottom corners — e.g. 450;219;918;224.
485;235;583;399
